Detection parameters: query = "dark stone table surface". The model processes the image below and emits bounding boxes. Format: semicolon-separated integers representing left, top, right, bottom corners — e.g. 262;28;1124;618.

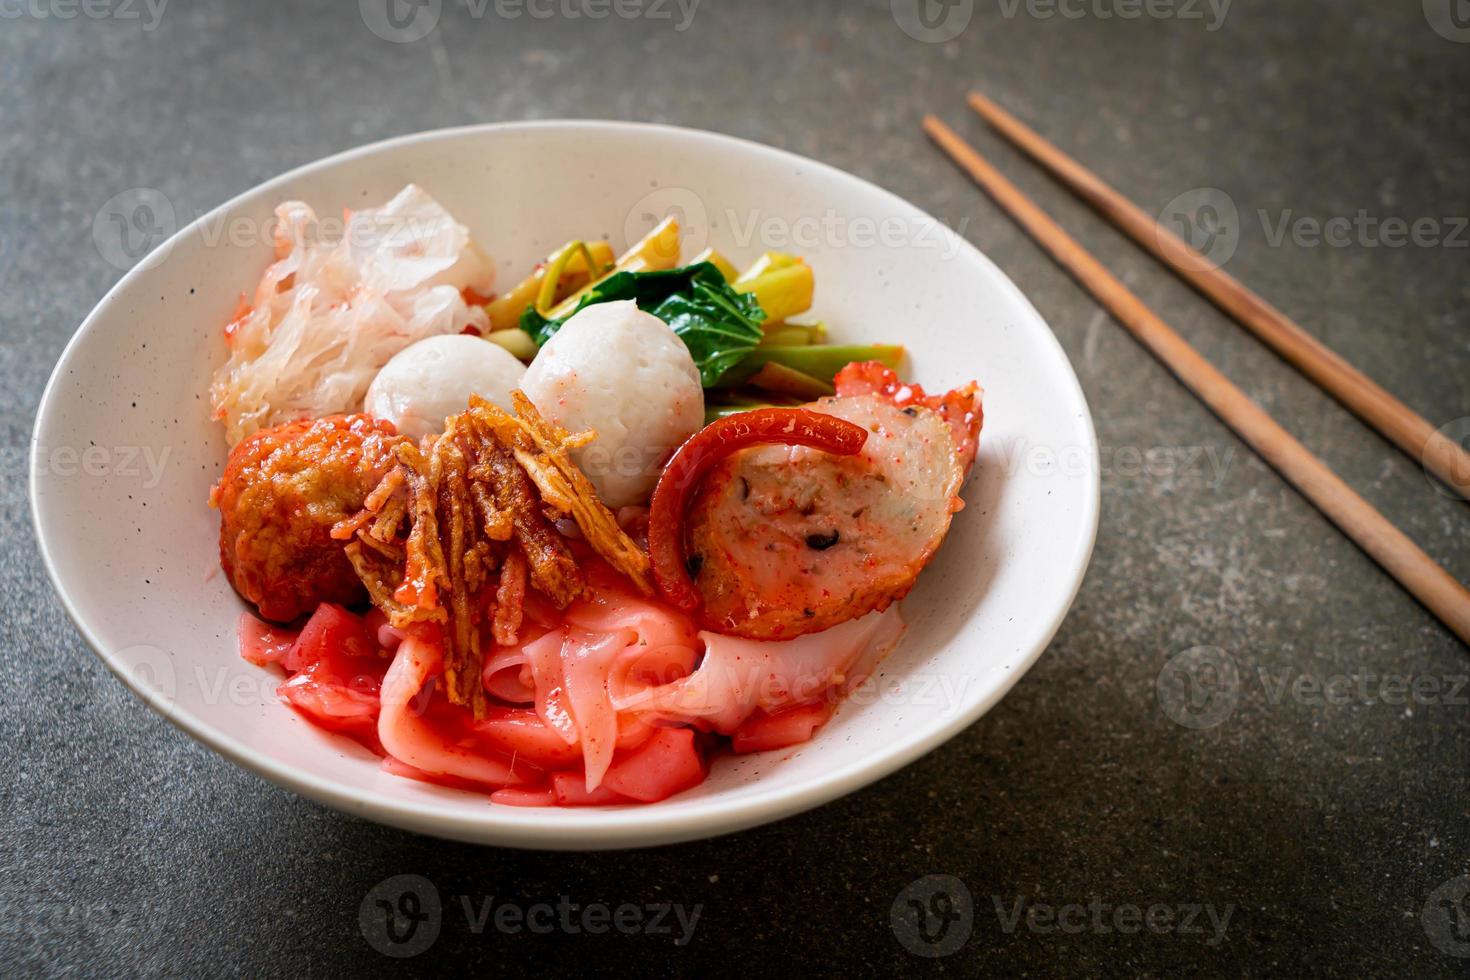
3;0;1467;975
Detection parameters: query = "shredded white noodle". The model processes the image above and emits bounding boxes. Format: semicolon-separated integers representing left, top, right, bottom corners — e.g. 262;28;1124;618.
210;185;494;445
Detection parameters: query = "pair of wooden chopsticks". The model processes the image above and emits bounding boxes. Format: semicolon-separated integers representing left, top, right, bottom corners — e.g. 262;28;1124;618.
924;96;1470;646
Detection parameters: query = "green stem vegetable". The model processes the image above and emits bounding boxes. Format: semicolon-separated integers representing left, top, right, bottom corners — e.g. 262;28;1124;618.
716;344;905;387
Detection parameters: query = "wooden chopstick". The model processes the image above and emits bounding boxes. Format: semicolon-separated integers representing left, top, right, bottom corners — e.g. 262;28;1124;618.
966;91;1470;500
923;115;1470;646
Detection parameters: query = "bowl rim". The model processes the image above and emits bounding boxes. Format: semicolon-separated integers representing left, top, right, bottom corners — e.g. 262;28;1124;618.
30;119;1100;849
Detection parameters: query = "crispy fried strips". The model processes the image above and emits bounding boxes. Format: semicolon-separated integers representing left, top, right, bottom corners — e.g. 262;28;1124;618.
470;392;655;596
339;392;653;716
474;431;584;607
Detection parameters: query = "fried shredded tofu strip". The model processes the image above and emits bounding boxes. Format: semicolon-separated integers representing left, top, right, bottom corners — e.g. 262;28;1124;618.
469;392;655;596
343;538;430;625
492;550;528;647
476;430;584;607
395;441;449;610
434;428;480;712
339;390;655;717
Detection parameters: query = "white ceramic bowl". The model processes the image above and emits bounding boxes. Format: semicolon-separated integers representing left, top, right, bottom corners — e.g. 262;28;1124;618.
31;121;1098;849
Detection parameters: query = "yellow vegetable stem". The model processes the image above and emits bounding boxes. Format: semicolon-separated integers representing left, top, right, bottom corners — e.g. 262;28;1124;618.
739;263;815;323
549;215;683;320
620;215;683;272
690;247;739;282
734;251;802;286
802;320;829;344
484;239;615;331
759;324;816;347
534;241;602;316
484;328;538;362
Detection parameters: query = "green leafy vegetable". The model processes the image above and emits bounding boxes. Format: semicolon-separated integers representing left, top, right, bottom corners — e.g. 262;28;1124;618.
522;262;766;387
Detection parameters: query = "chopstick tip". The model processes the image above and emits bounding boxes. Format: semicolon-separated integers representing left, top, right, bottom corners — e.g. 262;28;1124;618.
968;90;1001;121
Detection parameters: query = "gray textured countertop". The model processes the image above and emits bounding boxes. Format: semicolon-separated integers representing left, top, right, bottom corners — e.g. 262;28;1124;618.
4;0;1468;975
